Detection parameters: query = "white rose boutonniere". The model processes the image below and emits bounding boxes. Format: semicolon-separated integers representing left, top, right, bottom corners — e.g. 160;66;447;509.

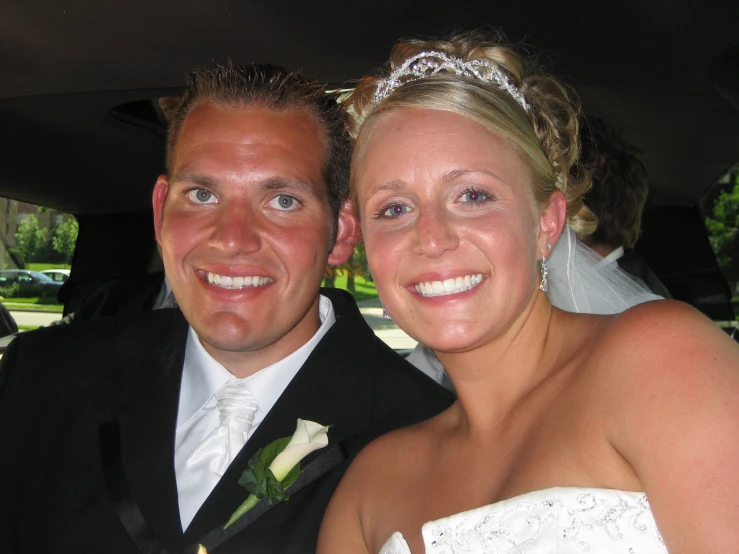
223;418;330;529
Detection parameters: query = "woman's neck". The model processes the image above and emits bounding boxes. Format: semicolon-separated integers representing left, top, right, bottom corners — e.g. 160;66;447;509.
436;292;564;436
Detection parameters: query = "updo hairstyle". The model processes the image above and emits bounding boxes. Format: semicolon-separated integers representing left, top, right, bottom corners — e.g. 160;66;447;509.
345;32;597;236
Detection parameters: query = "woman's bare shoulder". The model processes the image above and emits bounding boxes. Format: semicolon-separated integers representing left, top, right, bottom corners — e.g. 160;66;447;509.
583;301;739;547
594;299;736;372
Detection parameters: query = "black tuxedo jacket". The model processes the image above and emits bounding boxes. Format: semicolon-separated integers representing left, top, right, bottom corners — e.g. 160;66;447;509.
0;288;453;553
73;271;166;322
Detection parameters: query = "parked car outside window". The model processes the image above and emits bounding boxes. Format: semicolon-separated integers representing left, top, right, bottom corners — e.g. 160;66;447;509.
41;269;71;283
0;270;63;298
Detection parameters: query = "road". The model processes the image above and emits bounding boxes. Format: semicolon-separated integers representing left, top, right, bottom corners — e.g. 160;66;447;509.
10;310;62;328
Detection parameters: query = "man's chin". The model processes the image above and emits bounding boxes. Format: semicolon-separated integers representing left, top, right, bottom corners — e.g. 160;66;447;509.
197;325;267;354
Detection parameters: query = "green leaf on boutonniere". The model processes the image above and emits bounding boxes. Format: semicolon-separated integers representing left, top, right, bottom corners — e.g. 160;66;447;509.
237;437;295;502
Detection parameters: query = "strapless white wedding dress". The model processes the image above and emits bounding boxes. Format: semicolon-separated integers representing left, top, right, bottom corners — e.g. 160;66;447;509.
379;487;666;553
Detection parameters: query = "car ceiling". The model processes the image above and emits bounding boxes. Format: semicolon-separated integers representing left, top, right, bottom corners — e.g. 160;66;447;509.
1;0;738;215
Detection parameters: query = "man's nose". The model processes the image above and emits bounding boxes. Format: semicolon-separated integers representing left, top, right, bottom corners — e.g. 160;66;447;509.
411;206;459;258
210;202;261;254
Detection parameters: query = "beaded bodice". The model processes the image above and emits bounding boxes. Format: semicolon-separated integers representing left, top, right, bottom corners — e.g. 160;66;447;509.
379;487;666;554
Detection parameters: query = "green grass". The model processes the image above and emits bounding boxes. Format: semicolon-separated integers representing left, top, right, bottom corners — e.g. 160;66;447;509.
18;325;39;331
324;273;378;302
27;263;70;271
2;299;63;312
4;297;42;304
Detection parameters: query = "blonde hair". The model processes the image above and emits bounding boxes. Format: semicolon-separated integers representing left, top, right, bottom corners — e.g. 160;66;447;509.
345;31;597;236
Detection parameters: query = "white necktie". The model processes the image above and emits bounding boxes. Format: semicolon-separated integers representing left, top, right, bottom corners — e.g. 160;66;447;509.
185;380;259;477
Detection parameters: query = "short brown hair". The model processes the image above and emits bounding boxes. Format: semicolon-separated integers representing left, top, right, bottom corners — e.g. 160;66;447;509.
579;117;649;249
166;62;351;245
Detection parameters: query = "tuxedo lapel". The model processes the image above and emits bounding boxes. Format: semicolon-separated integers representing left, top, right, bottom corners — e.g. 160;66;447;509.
111;310;190;551
184;289;377;543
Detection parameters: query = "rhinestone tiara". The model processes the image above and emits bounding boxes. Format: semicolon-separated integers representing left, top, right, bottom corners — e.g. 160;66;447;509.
372;50;530;112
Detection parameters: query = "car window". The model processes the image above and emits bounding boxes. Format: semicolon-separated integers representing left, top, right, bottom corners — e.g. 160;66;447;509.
0;197;76;332
43;271;69;282
29;271;56;283
700;163;739;330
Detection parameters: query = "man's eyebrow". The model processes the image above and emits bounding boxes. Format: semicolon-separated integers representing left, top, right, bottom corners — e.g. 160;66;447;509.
170;174;323;198
261;177;323;199
171;172;220;189
441;168;512;188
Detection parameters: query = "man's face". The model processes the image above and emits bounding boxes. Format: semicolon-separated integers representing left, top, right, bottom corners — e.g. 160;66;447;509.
153;102;355;374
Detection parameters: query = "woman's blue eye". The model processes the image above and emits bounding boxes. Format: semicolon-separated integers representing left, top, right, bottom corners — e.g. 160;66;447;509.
383;204;410;217
461;189;488;203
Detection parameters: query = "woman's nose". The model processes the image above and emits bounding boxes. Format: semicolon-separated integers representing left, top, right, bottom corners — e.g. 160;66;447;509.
411;207;459;257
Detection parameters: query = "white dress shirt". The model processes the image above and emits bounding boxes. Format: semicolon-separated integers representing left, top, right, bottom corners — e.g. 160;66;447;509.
174;295;335;530
595;245;625;268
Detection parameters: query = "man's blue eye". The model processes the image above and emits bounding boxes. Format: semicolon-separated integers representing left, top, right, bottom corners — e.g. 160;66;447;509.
268;194;299;210
278;195;294;209
188;188;215;203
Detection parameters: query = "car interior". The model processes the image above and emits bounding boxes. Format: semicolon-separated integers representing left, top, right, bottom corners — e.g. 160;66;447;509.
1;0;738;344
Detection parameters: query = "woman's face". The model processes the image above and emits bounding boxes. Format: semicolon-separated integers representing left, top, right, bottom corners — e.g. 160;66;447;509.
355;107;553;353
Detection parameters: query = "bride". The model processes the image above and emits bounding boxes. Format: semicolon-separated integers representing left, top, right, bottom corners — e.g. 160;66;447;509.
318;33;739;553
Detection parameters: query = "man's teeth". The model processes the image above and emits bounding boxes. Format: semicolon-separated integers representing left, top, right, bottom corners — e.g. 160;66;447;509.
414;274;483;298
207;272;273;289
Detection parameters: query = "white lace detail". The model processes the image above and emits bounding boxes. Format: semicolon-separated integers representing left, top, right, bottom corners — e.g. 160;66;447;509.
379;487;666;554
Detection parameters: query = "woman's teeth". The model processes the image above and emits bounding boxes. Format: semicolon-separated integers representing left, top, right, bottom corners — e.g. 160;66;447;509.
207;272;273;289
414;274;483;298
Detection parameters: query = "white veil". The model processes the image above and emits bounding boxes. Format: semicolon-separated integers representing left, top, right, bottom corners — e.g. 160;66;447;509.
546;227;663;314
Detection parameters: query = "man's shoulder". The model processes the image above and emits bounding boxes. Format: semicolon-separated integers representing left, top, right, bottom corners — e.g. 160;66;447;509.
1;309;187;384
18;307;183;345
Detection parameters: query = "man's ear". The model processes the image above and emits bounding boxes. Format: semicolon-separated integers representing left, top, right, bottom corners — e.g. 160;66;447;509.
537;190;567;257
327;199;361;266
152;175;169;246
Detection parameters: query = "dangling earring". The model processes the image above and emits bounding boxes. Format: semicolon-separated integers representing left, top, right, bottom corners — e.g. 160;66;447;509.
382;309;391;318
539;243;552;292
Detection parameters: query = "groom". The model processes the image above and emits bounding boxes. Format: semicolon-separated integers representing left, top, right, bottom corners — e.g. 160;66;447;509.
0;64;452;553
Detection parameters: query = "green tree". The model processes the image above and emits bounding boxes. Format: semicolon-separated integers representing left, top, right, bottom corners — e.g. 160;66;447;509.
14;215;48;265
354;242;371;282
346;251;356;293
705;173;739;284
52;216;79;264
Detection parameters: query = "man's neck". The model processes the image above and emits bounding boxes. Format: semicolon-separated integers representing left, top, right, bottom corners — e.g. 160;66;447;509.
200;310;321;379
582;238;617;258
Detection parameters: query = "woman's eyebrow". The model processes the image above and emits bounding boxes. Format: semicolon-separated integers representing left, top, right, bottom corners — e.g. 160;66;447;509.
366;180;407;200
441;168;512;188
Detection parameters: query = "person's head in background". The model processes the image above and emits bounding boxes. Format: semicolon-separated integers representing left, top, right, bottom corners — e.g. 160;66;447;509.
578;116;649;257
